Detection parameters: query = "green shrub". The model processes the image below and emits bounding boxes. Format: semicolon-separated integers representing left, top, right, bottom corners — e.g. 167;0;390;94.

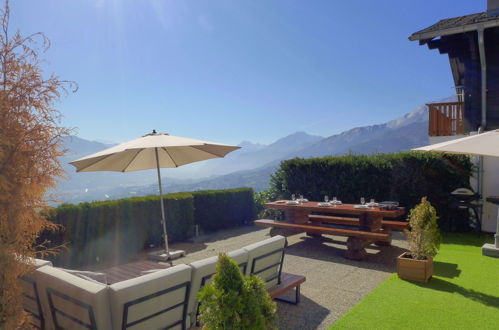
254;190;283;220
270;152;473;231
198;253;276;329
406;197;441;259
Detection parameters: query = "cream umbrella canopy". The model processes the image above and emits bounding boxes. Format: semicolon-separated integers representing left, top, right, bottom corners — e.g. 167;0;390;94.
70;130;240;262
413;129;499;157
413;129;499;256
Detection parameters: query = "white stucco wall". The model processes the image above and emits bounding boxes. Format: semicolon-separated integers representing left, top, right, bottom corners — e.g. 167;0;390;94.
480;157;499;232
429;135;496;233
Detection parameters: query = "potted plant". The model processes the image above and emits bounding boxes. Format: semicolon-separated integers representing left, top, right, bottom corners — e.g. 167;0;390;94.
397;197;441;283
198;253;276;329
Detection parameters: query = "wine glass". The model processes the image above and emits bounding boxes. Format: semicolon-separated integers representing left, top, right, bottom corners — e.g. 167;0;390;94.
291;194;296;201
332;196;337;206
370;198;375;207
360;197;365;205
324;195;329;203
299;194;304;202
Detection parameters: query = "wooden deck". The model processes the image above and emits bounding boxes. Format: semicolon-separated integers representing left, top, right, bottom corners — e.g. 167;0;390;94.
101;260;169;284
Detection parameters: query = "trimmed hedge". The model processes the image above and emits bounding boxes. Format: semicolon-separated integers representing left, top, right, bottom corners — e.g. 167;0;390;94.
44;188;255;268
269;152;473;231
192;188;255;231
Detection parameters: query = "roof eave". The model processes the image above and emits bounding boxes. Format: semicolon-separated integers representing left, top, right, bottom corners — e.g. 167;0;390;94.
409;20;499;42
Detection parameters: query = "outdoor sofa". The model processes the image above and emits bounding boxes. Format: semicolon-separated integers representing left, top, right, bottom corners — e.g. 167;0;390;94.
22;235;296;330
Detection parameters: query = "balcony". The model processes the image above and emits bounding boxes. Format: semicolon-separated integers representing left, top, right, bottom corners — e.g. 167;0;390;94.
428;102;465;136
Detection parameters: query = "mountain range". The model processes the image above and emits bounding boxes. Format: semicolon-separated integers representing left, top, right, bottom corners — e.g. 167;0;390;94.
54;98;435;204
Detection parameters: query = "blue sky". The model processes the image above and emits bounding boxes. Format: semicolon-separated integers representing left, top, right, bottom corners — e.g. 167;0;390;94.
10;0;484;145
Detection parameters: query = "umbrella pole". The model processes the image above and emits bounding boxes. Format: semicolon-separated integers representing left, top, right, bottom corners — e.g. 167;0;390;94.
155;148;172;265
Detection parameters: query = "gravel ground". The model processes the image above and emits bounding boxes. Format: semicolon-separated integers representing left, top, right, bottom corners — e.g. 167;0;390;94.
166;225;408;330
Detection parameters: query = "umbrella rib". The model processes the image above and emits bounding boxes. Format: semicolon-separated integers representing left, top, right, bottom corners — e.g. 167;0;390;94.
72;153;116;172
190;145;225;158
121;149;143;172
162;147;179;168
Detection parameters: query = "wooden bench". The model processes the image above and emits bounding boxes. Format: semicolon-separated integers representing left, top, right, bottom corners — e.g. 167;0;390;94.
308;215;409;231
268;272;306;304
255;219;391;241
255;219;391;260
309;215;359;226
381;220;410;231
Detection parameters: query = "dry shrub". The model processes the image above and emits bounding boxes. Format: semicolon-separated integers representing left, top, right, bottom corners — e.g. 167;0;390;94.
0;1;75;327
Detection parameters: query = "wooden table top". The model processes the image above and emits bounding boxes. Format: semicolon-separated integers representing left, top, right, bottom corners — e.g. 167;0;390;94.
265;201;405;217
486;196;499;205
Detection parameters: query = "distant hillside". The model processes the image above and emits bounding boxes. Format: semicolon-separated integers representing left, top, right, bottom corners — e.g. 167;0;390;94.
139;164;278;194
293;103;428;158
130;124;429;196
53;98;442;204
55;131;323;202
179;104;430;192
55;136;167;203
340;121;428;155
196;131;323;176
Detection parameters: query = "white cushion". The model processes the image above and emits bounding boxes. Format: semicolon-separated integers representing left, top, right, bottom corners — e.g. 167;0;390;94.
109;264;191;330
56;268;108;284
35;266;112;330
243;235;286;288
15;255;52;268
32;258;53;268
187;249;248;327
140;269;164;275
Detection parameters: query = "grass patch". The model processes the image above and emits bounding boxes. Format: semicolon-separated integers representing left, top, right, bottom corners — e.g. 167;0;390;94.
330;233;499;330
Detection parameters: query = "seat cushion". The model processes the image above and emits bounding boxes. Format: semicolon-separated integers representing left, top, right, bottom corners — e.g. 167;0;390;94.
243;235;286;288
56;268;108;284
187;249;248;327
32;258;53;268
35;265;112;330
109;264;191;330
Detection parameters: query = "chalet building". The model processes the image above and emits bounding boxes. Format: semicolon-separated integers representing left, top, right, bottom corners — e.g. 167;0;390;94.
409;0;499;232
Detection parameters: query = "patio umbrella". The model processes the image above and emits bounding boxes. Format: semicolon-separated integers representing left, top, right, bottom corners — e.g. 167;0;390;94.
70;130;240;263
413;129;499;256
413;129;499;157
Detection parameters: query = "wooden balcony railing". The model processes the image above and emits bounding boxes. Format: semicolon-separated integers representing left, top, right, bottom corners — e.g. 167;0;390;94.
428;102;465;136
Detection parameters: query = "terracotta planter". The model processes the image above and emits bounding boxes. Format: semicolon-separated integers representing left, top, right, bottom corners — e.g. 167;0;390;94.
397;252;433;283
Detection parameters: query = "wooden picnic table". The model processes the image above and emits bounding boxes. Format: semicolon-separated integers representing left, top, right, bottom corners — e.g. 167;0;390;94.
256;201;406;260
266;201;405;230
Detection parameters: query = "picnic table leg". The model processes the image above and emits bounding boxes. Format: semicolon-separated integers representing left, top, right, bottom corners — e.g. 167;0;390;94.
360;213;391;246
284;209;322;238
284;209;310;224
359;213;383;232
306;232;323;238
345;237;368;260
375;228;392;246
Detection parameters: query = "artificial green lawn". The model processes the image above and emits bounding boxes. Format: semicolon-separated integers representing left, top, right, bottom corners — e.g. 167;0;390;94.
330;234;499;330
